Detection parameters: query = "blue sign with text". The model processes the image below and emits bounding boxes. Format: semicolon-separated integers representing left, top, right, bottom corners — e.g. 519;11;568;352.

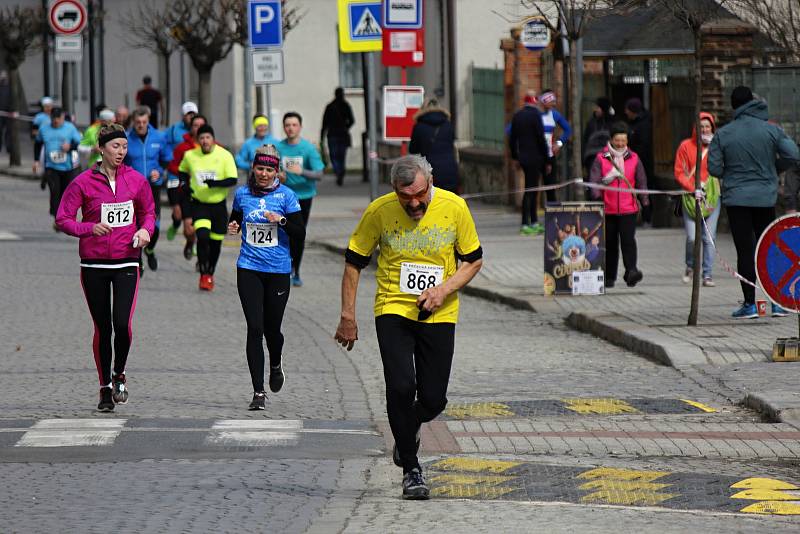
249;0;283;48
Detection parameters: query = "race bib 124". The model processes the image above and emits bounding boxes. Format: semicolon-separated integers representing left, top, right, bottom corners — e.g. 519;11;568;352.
245;222;278;248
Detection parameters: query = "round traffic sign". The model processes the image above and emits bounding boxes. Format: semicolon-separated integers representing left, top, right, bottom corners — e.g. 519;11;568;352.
521;17;550;51
756;213;800;312
49;0;87;35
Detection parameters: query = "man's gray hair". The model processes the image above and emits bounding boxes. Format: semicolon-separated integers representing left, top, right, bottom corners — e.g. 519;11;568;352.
390;155;433;188
132;106;151;119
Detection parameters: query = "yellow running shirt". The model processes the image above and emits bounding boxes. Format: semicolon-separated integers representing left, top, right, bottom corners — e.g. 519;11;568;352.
179;145;237;204
348;187;481;323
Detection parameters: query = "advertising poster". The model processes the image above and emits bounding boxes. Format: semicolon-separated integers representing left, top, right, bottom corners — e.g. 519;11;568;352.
543;202;605;295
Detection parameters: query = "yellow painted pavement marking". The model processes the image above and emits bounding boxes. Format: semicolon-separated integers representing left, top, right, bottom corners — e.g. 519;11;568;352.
429;457;522;474
430;473;519;499
731;478;799;490
577;467;671;483
444;402;514;419
740;501;800;515
731;489;800;501
561;398;640;415
577;467;677;506
679;399;717;413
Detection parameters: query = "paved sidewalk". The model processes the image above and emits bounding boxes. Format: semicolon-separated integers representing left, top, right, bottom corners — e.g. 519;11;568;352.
305;177;800;429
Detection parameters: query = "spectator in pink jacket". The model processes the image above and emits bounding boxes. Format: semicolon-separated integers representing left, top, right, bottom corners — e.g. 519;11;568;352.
56;123;155;412
589;121;649;288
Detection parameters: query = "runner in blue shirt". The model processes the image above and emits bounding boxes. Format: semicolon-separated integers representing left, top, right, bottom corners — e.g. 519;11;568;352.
228;144;305;411
277;111;325;287
235;114;281;170
125;106;173;272
36;107;82;228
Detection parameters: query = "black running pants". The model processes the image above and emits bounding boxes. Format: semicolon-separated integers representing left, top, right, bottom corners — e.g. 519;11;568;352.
48;168;78;217
290;198;312;277
237;268;291;392
605;213;638;283
80;266;140;386
375;314;455;473
726;205;776;304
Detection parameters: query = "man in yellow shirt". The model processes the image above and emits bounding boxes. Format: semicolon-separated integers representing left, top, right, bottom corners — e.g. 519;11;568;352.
335;155;483;500
178;124;237;291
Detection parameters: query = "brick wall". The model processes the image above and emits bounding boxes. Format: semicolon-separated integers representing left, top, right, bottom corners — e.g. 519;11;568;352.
700;19;755;124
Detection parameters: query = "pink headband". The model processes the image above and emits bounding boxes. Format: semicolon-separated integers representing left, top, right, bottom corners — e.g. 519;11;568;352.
540;92;556;104
253;154;280;169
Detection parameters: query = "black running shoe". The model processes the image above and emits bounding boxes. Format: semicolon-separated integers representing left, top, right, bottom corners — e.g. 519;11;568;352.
624;269;643;287
98;387;114;412
392;429;421;467
248;391;267;410
402;468;430;500
183;241;193;261
269;364;285;393
112;373;128;404
145;249;158;271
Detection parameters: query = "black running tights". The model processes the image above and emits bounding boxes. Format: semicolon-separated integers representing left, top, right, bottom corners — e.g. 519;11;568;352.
80;266;140;386
237;268;291;392
196;228;222;275
289;198;312;277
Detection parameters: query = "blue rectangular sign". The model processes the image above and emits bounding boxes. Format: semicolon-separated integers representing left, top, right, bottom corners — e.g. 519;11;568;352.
249;0;283;48
383;0;422;29
349;2;382;41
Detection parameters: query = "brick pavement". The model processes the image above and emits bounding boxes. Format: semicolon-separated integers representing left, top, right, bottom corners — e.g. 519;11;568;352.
3;172;800;529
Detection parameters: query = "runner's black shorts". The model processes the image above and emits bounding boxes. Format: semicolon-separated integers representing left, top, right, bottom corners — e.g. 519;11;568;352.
190;199;228;235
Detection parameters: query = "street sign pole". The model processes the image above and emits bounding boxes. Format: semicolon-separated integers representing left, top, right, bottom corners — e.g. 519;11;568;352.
366;53;379;200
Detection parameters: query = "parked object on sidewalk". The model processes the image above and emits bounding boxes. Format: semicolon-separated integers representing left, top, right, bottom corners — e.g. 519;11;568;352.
589;122;649;288
674;112;720;284
409;98;459;193
773;338;800;362
708;86;800;317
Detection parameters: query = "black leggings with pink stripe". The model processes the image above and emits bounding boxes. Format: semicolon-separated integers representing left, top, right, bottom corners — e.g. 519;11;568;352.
80;266;140;386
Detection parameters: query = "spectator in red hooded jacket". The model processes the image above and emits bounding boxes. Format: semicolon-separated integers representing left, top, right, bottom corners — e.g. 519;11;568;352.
674;112;720;287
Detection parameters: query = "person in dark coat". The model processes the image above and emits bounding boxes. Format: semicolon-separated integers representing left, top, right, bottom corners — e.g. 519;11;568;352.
321;87;355;186
408;99;459;193
625;98;654;224
583;96;614;174
509;92;549;235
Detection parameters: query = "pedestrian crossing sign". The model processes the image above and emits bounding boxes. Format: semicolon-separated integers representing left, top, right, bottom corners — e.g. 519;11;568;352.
338;0;382;52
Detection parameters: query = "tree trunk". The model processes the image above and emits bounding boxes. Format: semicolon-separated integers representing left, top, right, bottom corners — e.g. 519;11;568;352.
569;47;582;188
687;30;704;326
8;67;21;167
160;52;171;126
197;67;212;119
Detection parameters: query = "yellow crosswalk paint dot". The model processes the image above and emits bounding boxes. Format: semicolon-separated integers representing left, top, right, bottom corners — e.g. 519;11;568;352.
731;489;800;501
680;399;717;413
740;501;800;515
731;478;799;490
561;398;640;415
430;473;519;499
577;467;670;483
444;402;514;419
429;457;522;474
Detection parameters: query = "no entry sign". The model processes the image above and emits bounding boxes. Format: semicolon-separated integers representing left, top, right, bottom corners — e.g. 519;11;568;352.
756;214;800;312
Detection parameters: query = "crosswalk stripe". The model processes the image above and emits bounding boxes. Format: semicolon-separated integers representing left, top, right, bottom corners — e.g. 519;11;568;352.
211;419;303;430
206;419;304;447
0;231;21;241
15;419;126;447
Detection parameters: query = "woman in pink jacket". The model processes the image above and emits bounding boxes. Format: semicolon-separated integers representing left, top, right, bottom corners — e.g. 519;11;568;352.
589;122;649;288
56;123;155;412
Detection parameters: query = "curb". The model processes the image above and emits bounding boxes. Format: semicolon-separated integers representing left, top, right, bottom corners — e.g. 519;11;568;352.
1;167;36;181
742;391;800;429
564;311;708;369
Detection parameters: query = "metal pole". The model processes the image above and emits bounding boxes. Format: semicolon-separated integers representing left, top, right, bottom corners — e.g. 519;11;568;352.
366;52;379;200
243;46;252;140
88;1;96;119
266;85;272;136
98;0;105;106
42;0;50;97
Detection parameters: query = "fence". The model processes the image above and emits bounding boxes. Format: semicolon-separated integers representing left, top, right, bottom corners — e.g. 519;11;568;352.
724;65;800;141
471;66;505;150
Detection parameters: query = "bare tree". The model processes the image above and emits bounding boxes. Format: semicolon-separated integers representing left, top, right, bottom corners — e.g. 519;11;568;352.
731;0;800;60
120;0;176;124
651;0;731;326
169;0;306;114
0;5;46;167
519;1;635;183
